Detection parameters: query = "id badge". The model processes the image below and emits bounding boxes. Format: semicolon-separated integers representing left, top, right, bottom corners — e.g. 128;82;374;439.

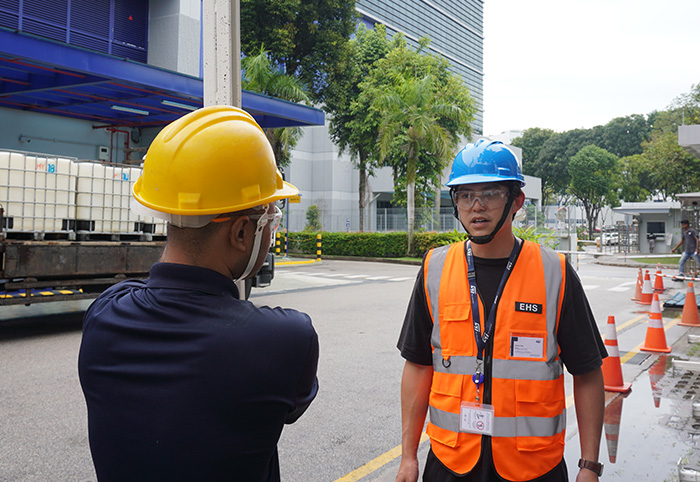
460;401;495;435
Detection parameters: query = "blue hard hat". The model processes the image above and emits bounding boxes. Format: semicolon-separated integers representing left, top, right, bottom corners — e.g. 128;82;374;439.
446;139;525;187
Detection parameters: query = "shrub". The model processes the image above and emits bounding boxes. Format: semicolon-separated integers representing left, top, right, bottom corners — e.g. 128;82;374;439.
282;227;562;259
285;230;468;259
304;204;321;231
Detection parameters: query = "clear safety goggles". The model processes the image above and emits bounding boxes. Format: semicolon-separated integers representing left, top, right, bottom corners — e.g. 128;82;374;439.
212;205;283;233
451;188;509;210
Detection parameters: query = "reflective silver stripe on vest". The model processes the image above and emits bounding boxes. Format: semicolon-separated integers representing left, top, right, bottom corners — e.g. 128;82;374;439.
433;349;564;380
429;405;566;437
426;245;450;350
540;246;563;364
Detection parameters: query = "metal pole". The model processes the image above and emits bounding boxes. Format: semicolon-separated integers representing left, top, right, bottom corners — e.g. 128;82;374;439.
285;201;290;258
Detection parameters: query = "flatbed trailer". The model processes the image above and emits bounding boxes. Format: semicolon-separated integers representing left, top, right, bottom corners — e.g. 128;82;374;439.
0;149;273;306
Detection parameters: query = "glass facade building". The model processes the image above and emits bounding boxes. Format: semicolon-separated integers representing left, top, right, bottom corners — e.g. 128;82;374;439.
356;0;484;134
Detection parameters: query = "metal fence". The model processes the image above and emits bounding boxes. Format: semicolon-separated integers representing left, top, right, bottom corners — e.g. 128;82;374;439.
283;207;465;233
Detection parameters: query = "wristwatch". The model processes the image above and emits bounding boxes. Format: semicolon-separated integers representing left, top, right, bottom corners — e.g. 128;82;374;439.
578;458;603;476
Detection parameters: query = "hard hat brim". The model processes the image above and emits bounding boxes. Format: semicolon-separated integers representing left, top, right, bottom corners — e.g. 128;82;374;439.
278;180;299;199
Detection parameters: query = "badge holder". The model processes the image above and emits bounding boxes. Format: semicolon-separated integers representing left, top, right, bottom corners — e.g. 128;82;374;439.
460;370;495;436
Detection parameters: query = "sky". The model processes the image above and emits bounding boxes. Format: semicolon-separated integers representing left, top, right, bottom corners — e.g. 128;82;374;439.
482;0;700;136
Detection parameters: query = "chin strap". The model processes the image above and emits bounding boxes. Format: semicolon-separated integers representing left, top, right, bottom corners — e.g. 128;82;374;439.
234;204;269;282
451;187;516;245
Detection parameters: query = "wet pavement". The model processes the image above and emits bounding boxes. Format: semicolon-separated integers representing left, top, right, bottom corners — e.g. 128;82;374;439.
565;252;700;481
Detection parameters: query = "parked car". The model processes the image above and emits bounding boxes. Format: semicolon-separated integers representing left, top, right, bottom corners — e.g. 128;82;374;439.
601;231;619;246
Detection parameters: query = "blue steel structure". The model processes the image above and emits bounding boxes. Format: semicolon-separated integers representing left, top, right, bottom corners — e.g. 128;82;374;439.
0;28;324;129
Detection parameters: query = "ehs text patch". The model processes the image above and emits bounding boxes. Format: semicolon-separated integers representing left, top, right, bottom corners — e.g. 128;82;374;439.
515;302;543;314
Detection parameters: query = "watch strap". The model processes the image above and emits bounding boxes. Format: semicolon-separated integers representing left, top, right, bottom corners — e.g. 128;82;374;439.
578;458;603;476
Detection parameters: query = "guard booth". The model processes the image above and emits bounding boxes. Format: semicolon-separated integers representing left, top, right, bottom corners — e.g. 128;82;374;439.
677;193;700;275
613;201;683;254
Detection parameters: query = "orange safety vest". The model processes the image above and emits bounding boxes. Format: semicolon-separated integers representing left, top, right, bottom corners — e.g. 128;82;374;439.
423;240;567;481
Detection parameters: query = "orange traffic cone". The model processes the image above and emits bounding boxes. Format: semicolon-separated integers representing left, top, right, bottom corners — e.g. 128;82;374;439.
640;293;672;353
604;392;629;463
631;268;643;301
653;265;665;293
648;355;667;408
679;282;700;327
637;270;653;305
602;316;632;392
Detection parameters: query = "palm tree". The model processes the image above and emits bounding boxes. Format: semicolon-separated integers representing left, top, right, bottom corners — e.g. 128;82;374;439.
375;73;468;255
242;47;311;168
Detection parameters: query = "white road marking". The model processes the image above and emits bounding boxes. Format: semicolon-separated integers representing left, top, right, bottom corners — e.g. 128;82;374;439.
609;285;632;292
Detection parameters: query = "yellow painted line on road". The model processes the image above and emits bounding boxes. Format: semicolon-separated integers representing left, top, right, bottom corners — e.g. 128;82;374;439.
619;314;681;364
612;314;647;333
276;259;318;266
333;433;429;482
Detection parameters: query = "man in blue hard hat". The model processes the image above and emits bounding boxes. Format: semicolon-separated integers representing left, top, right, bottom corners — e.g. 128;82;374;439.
396;140;607;482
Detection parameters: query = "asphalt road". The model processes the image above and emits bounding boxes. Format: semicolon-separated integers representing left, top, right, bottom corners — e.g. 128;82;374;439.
0;256;692;481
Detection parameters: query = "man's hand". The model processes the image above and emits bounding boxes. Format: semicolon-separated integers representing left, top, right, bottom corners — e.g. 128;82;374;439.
395;456;419;482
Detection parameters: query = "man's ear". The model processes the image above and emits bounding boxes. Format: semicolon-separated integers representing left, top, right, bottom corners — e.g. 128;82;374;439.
228;216;252;252
512;191;526;213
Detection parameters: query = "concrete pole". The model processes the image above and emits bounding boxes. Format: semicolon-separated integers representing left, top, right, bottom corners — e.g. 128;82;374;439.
202;0;242;108
202;0;246;298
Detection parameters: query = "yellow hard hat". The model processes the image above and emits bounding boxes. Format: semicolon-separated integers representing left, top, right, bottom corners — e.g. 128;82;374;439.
133;105;298;218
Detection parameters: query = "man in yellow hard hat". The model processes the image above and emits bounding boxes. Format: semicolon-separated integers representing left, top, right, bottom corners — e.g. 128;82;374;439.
78;106;319;482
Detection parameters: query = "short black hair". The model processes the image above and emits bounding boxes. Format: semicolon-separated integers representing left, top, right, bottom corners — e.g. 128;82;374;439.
681;220;690;225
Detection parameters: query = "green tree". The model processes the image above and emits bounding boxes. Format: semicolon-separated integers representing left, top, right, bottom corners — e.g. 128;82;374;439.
241;47;311;168
640;84;700;199
356;35;474;254
324;24;396;231
616;154;653;202
240;0;357;103
347;35;474;253
512;127;555;169
567;145;619;233
372;70;473;255
600;114;651;158
512;127;555;218
643;131;700;199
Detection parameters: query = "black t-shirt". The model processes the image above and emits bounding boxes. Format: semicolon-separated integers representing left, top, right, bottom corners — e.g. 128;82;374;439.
682;227;698;253
79;263;319;482
397;247;607;482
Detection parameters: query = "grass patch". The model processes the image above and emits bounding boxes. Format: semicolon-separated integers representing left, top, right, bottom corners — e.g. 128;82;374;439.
630;256;679;265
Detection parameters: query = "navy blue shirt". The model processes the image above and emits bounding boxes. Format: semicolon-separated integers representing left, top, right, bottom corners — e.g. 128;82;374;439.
78;263;319;482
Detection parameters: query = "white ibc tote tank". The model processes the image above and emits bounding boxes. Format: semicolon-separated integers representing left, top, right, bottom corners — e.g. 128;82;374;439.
0;150;77;233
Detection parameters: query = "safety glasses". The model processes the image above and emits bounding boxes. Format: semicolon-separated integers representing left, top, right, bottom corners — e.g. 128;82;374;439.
212;205;283;232
258;205;283;233
451;188;509;210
